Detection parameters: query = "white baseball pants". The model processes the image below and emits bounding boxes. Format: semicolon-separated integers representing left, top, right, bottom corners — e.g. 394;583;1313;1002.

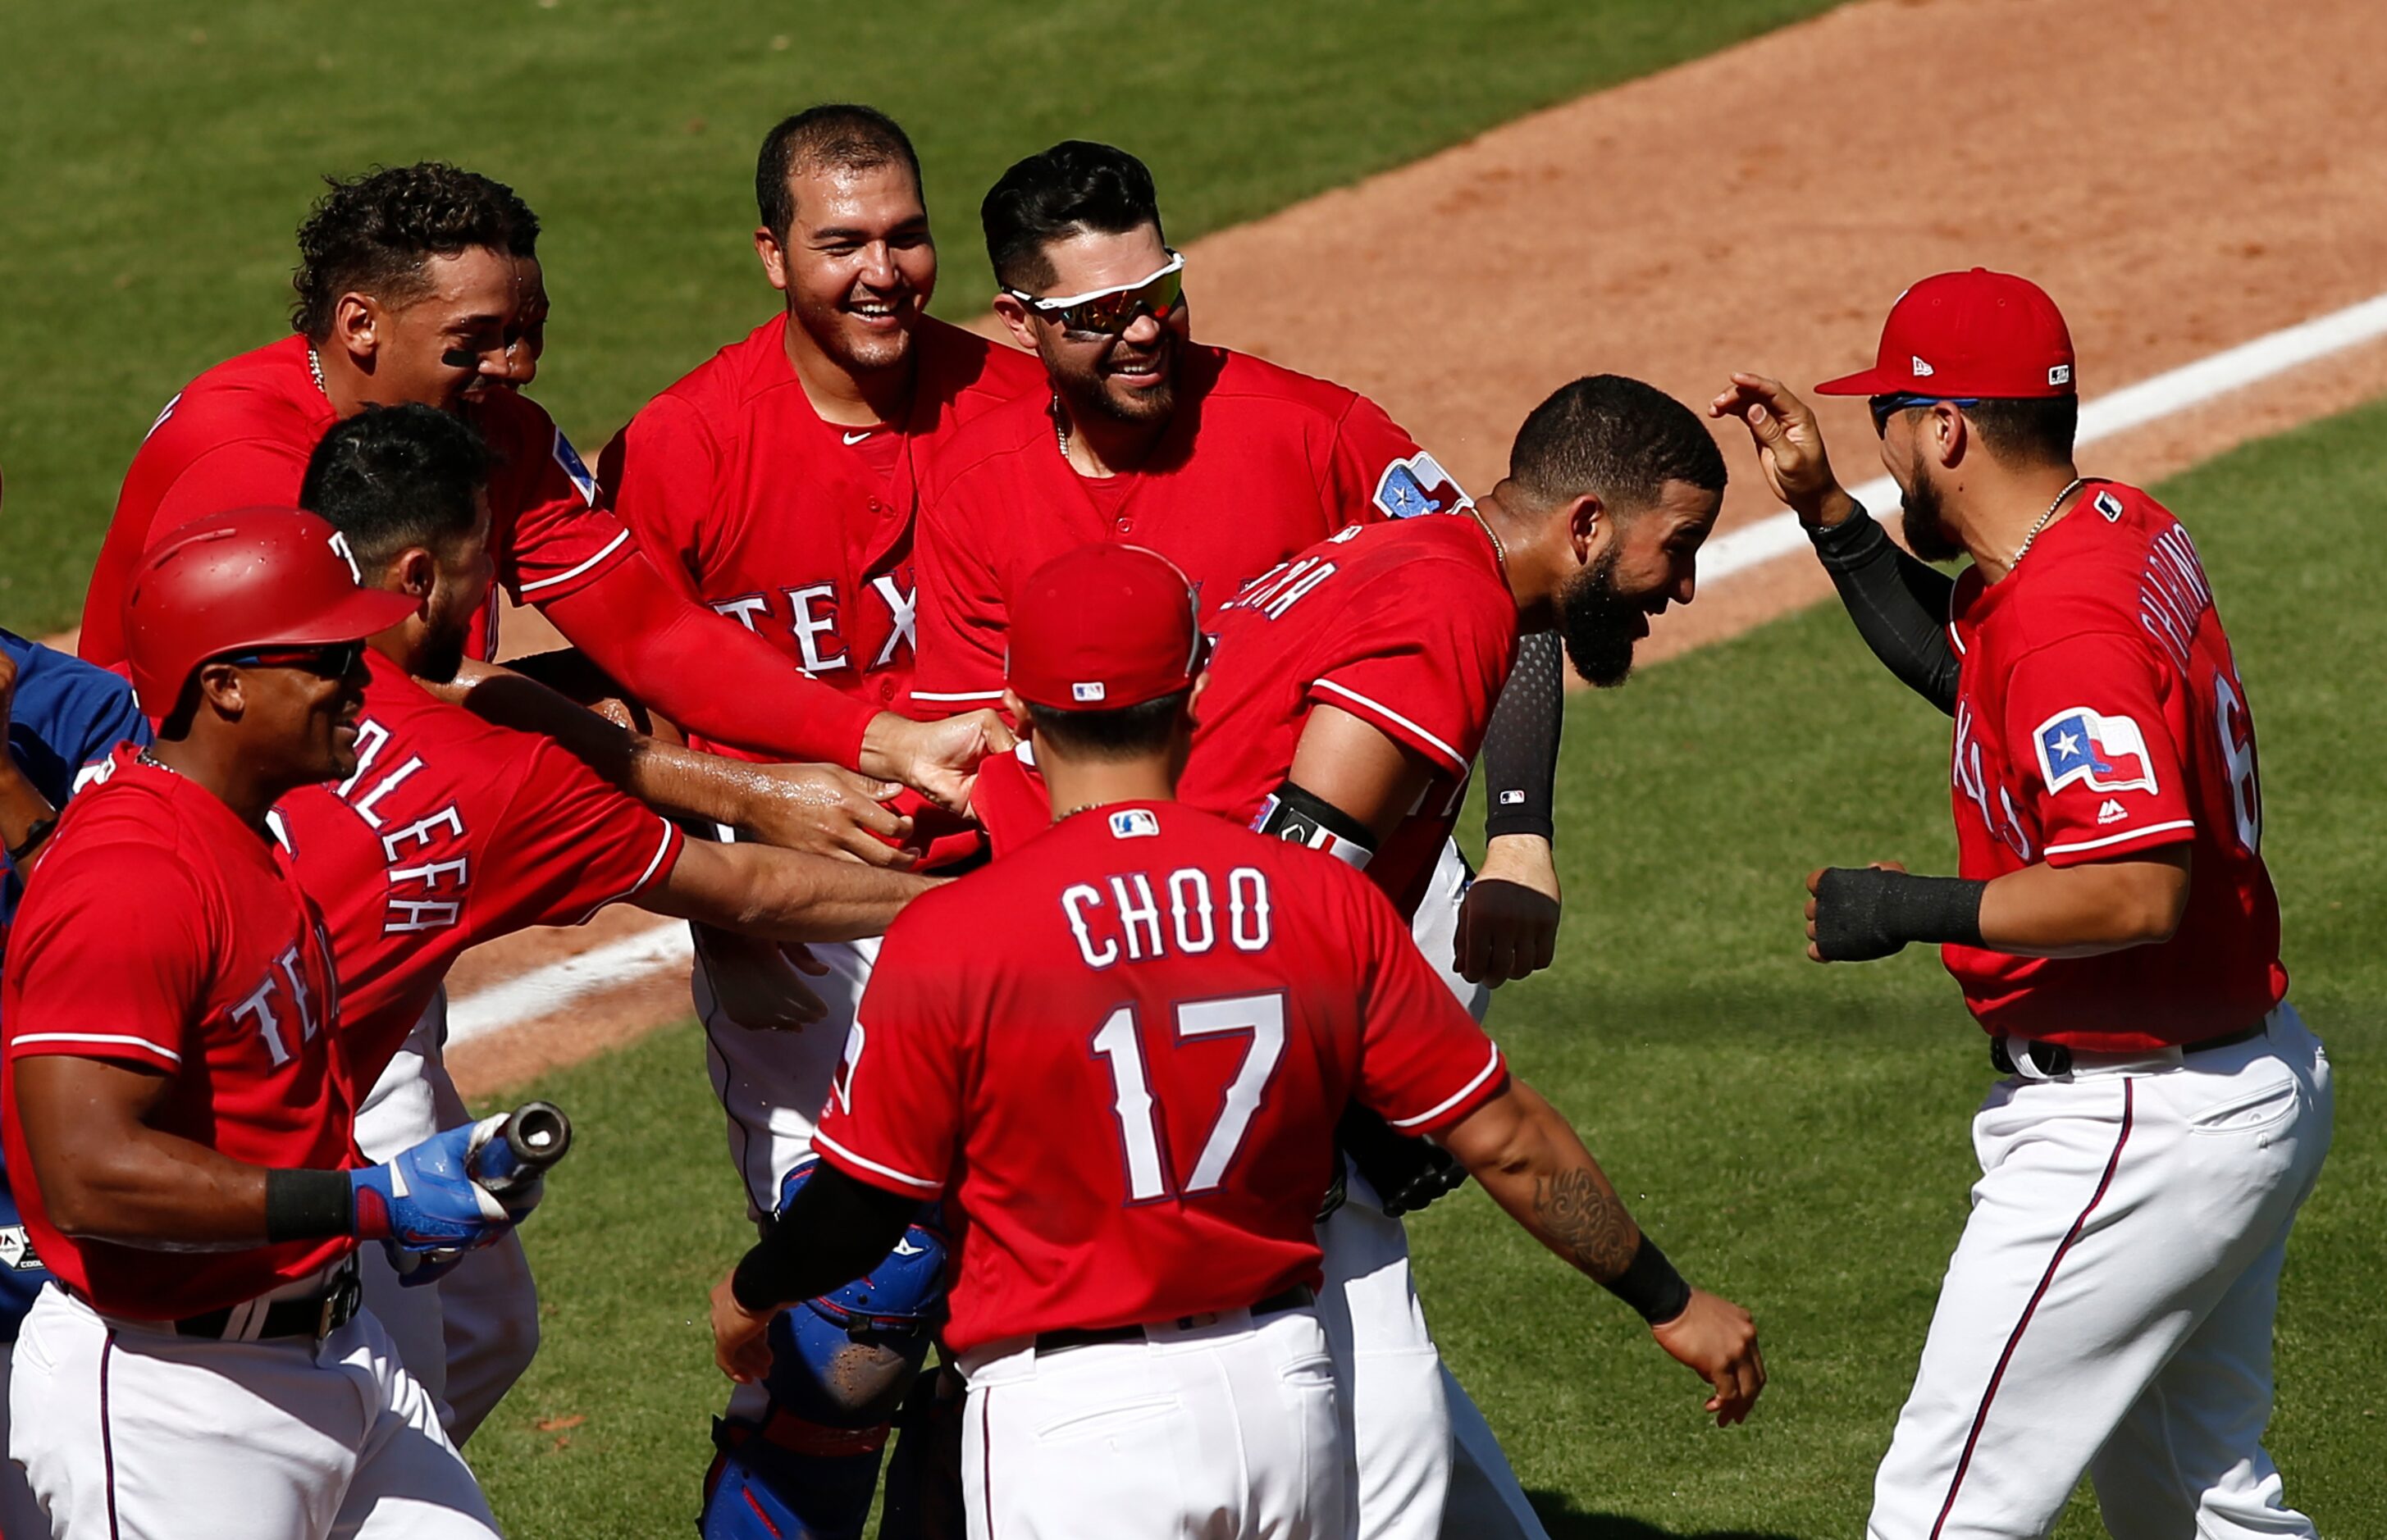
0;1344;44;1538
959;1305;1344;1539
8;1284;496;1539
1869;1005;2332;1539
698;931;880;1214
1317;837;1547;1540
354;989;541;1447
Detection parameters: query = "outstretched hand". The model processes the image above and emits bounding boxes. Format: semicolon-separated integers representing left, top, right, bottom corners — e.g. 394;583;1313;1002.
869;710;1019;817
739;763;918;868
1709;373;1858;528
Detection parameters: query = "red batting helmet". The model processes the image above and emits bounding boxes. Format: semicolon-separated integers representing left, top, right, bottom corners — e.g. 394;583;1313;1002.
122;507;418;716
1006;544;1204;712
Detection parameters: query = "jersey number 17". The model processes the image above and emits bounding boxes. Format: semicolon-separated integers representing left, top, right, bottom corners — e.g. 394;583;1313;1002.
1092;992;1288;1204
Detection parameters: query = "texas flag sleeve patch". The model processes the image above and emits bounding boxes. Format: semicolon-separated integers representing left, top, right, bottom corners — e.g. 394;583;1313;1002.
2034;707;2158;795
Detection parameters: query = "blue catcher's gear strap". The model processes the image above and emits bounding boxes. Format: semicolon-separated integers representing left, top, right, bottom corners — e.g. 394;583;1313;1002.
733;1160;920;1314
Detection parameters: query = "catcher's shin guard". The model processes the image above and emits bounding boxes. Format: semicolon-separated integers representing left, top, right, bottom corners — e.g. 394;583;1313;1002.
698;1159;948;1540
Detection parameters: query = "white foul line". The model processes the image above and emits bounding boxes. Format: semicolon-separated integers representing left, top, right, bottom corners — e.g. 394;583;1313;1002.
1700;289;2387;585
445;922;692;1048
444;289;2387;1047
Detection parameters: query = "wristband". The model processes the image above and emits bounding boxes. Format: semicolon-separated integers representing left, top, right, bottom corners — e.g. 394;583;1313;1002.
1813;868;1986;961
264;1168;356;1242
5;816;57;868
1253;781;1376;870
1604;1232;1693;1326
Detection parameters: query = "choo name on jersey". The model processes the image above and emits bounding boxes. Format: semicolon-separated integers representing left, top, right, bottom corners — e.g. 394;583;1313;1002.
1061;862;1276;970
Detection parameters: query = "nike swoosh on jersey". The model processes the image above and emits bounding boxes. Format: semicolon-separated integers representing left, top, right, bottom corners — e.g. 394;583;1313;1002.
842;429;874;445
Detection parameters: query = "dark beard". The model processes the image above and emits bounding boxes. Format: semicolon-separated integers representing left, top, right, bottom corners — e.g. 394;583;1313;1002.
1049;337;1176;427
417;622;468;686
1899;453;1964;563
1558;545;1641;688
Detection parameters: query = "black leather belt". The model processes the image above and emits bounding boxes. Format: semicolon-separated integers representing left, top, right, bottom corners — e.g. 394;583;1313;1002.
1992;1021;2267;1078
173;1262;361;1342
1034;1285;1316;1355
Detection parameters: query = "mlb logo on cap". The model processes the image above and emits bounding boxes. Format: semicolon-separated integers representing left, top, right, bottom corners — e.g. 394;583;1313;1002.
1007;544;1204;713
1817;268;2076;400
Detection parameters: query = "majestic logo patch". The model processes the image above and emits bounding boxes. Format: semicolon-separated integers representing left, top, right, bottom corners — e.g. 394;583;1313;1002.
1910;355;1935;377
2094;490;2125;522
552;430;598;506
0;1225;41;1273
2036;708;2158;795
1372;453;1473;521
1108;809;1161;839
2097;798;2129;825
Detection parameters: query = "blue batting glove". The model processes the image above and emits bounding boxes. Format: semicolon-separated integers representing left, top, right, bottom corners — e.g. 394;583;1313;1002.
351;1117;513;1254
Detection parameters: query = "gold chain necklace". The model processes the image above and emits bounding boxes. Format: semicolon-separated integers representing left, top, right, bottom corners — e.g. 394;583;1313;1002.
2008;477;2086;572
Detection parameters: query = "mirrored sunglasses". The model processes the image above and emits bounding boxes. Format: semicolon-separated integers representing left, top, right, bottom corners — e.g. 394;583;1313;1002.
1007;251;1186;337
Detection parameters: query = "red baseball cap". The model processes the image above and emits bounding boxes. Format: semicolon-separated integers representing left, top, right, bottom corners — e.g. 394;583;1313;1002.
1816;268;2076;399
123;507;418;714
1006;544;1203;711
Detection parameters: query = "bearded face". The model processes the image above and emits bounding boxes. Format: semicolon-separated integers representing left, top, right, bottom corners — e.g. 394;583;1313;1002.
1898;444;1965;563
1556;544;1645;688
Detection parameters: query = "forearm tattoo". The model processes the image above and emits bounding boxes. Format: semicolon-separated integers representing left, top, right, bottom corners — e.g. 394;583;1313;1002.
1532;1168;1638;1283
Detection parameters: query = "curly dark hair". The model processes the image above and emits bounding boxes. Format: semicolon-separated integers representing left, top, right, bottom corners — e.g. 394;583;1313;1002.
290;163;539;341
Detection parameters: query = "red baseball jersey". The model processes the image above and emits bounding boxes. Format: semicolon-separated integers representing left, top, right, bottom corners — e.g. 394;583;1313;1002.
272;650;686;1090
1941;481;2286;1047
813;801;1507;1354
1178;517;1518;918
80;336;631;663
2;755;356;1319
599;315;1042;730
911;344;1467;713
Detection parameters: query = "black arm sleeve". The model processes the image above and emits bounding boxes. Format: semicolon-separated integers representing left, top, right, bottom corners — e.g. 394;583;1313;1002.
1810;511;1961;717
1480;628;1563;842
731;1161;922;1313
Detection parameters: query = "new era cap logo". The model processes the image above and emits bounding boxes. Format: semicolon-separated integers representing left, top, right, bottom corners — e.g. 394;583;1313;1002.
2049;363;2073;386
1910;355;1935;377
1072;681;1106;703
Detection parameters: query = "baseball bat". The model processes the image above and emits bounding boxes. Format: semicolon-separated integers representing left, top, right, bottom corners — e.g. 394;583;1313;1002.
472;1100;573;1201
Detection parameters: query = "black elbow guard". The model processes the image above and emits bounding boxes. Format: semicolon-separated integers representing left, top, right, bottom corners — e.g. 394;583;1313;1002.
1253;781;1376;871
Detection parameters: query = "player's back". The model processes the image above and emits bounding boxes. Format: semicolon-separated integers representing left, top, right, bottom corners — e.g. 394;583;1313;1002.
1180;514;1518;914
823;800;1500;1354
84;338;329;663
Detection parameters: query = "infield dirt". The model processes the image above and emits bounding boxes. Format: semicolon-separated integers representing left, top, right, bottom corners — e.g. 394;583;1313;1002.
450;0;2387;1096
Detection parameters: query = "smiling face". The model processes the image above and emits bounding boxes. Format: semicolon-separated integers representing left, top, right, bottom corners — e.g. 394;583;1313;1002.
200;645;374;784
1002;224;1189;427
761;160;935;376
1555;478;1719;686
468;255;547;399
340;245;522;413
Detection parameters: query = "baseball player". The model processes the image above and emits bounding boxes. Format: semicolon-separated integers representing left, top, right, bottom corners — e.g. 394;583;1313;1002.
1167;373;1729;1538
1712;269;2331;1538
706;544;1761;1539
74;161;1001;808
0;601;152;1536
4;508;533;1538
272;403;942;1444
913;140;1588;1540
594;105;1042;1533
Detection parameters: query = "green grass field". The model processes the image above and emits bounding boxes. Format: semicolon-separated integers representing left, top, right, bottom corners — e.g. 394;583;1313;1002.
470;398;2387;1536
0;0;1836;636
